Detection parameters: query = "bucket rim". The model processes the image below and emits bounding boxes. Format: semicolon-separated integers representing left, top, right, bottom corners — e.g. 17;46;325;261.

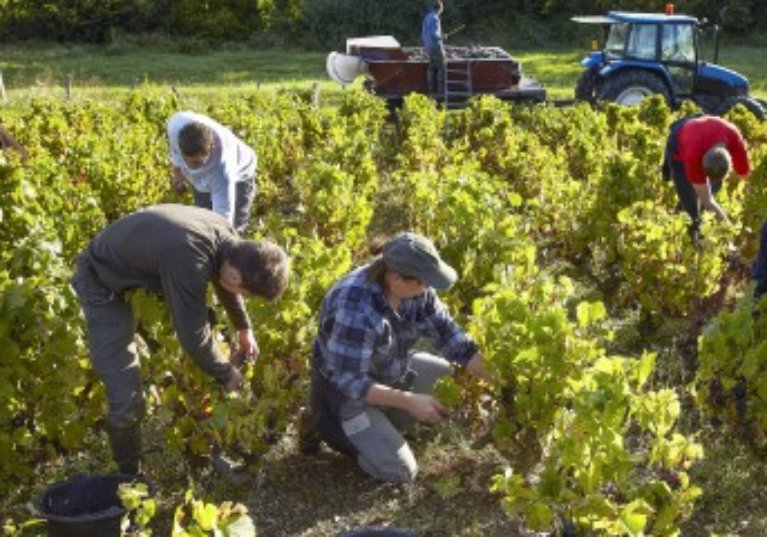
29;501;126;524
29;473;152;523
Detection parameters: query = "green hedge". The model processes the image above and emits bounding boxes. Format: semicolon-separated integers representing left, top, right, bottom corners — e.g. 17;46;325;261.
0;0;763;43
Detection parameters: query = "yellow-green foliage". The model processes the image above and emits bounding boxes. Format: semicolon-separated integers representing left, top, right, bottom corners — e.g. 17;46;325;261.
2;91;765;535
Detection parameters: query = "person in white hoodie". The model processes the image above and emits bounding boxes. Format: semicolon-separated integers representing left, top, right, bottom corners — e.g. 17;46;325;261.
167;111;257;233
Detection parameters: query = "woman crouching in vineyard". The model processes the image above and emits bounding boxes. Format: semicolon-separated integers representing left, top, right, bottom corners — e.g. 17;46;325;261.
302;232;490;482
72;204;289;475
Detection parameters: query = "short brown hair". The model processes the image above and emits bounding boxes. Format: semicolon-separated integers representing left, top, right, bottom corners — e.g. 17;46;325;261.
702;144;732;182
225;240;289;300
366;257;387;287
178;121;214;157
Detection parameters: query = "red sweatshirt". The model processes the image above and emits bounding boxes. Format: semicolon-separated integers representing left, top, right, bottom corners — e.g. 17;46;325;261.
675;116;750;184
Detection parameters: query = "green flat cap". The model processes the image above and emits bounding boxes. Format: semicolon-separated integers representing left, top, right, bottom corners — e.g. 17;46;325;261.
383;232;457;290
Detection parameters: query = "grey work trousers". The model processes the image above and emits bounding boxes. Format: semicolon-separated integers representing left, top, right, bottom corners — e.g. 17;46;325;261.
72;256;146;474
313;352;453;483
194;176;257;234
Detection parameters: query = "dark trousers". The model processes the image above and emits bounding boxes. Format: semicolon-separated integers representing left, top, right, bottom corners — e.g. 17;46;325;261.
425;45;445;95
670;168;723;230
753;219;767;299
194;177;257;233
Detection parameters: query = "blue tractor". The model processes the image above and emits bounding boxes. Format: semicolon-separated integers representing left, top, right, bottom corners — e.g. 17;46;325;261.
572;10;766;120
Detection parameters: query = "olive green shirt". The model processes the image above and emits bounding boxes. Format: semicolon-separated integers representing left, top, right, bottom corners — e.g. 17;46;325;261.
83;204;250;383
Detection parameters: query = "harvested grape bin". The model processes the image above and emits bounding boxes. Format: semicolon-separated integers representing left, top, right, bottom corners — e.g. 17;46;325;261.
327;36;547;108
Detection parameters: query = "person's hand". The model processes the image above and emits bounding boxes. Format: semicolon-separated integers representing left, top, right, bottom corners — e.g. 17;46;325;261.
225;366;244;392
406;393;447;425
171;167;187;194
238;328;260;362
171;175;187;194
467;352;492;382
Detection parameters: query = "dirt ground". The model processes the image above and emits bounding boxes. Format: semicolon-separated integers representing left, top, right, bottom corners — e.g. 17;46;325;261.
8;414;767;536
211;424;525;537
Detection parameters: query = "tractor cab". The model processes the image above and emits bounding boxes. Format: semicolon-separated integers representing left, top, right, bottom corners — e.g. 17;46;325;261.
573;10;765;119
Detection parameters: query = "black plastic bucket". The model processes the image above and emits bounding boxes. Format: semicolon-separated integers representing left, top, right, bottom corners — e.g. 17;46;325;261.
30;473;149;537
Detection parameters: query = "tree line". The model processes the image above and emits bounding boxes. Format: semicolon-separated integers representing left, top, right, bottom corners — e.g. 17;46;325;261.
0;0;763;45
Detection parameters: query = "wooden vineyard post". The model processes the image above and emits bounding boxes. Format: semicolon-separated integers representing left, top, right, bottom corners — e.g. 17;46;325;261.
65;74;74;100
0;71;7;103
311;83;320;108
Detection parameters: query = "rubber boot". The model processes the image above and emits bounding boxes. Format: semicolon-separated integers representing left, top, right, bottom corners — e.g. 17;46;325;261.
106;424;142;475
297;406;322;456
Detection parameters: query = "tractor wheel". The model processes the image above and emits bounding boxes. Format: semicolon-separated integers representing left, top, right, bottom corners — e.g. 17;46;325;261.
574;70;597;103
716;96;766;121
598;70;670;107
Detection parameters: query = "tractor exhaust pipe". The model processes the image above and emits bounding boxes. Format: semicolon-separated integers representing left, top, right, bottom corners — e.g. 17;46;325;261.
714;24;720;64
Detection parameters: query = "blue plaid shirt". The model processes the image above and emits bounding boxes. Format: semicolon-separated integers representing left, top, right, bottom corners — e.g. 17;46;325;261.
312;265;478;401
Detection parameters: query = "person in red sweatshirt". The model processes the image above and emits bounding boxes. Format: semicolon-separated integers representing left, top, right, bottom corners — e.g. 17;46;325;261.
662;115;750;231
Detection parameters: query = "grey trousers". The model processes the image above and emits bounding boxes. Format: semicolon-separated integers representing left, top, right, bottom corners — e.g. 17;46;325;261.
316;352;453;483
72;256;145;472
194;176;257;233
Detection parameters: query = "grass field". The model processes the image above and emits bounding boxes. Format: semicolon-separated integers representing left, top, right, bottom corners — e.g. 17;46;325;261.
0;42;330;103
1;39;765;104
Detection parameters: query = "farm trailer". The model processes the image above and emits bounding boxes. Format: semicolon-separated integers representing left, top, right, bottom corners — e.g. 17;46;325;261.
326;36;547;110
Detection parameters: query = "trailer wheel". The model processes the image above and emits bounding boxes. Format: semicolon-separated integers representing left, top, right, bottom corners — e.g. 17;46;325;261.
598;70;670;107
716;96;766;121
574;70;597;103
